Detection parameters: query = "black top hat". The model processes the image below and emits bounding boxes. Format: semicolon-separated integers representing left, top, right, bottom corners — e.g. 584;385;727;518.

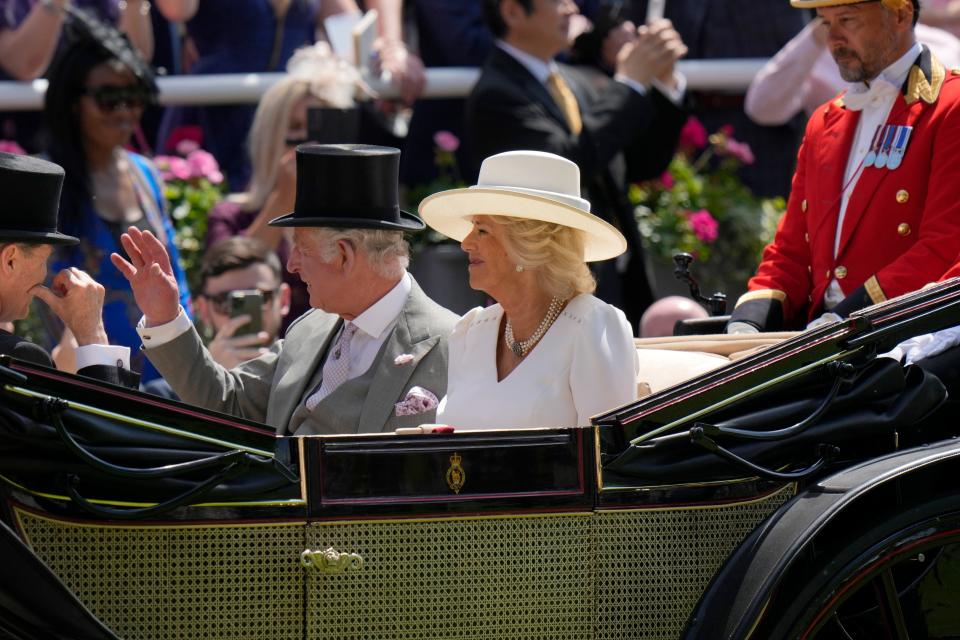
269;144;424;232
0;153;78;246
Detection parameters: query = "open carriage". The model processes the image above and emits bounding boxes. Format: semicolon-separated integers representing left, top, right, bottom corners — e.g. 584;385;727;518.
3;279;960;639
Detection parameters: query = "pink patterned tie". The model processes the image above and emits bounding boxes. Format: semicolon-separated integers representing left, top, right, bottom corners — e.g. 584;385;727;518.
305;322;358;411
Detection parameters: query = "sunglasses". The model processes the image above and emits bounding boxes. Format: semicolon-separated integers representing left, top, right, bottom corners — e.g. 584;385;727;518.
202;288;279;315
81;84;152;112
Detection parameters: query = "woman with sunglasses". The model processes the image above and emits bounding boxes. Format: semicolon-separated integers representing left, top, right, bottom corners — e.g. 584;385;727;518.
41;17;191;382
204;43;360;329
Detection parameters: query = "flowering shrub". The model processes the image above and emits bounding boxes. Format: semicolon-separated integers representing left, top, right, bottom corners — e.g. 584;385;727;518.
155;140;225;291
631;117;785;295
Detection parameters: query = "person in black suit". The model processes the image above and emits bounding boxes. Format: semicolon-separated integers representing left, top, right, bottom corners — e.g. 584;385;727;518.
0;152;137;386
466;0;689;331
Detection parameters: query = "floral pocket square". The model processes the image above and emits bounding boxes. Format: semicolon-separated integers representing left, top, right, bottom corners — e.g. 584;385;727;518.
394;386;439;417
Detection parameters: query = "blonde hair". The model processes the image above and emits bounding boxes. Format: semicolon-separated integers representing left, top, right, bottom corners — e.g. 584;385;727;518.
312;228;410;279
491;216;595;299
236;43;361;212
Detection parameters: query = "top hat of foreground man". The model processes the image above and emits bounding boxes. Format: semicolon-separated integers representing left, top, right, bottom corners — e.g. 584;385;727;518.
268;143;425;232
0;152;78;246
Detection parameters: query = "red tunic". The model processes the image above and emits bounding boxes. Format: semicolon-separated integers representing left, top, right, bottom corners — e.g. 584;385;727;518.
732;51;960;329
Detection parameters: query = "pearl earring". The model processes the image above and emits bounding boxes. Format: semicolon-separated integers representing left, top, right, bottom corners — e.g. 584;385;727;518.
516;264;524;272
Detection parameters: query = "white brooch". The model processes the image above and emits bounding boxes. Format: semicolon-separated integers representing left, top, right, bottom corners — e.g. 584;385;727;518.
393;353;415;366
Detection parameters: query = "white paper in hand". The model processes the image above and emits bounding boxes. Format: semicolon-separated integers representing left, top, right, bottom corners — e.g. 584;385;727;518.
323;10;363;64
646;0;666;22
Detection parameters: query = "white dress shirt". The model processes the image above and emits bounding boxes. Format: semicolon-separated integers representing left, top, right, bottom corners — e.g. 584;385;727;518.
323;272;411;382
137;273;413;383
495;40;686;105
822;42;922;310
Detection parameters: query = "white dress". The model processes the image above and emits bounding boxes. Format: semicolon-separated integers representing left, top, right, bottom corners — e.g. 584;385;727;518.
436;294;639;429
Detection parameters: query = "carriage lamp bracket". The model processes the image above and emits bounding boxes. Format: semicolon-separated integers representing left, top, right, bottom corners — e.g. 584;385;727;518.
673;252;727;316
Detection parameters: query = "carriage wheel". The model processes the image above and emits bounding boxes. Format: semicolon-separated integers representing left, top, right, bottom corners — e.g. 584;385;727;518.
762;498;960;640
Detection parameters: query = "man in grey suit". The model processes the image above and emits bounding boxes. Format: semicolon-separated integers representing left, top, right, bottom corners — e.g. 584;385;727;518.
112;144;459;435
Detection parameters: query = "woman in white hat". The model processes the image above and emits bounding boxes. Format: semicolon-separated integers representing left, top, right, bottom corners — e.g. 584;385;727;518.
419;150;638;429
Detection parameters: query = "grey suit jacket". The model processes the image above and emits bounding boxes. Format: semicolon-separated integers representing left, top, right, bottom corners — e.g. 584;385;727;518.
145;278;459;435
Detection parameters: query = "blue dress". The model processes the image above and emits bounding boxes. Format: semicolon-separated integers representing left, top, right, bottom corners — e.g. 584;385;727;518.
52;152;192;384
158;0;320;189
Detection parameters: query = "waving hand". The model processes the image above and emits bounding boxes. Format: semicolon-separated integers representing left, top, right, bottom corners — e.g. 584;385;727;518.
110;227;182;326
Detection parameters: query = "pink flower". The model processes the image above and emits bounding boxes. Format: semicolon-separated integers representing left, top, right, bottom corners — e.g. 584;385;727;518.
186;149;219;180
433;130;460;153
206;169;224;185
659;171;675;189
393;353;415;366
679;117;708;150
167;156;192;181
175;138;200;156
686;209;719;243
0;140;26;155
725;139;755;165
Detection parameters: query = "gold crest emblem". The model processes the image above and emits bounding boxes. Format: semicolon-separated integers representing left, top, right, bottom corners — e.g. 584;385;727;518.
446;453;465;494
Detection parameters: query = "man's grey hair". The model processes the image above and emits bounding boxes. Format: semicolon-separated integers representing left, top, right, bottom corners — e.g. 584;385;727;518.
312;228;410;279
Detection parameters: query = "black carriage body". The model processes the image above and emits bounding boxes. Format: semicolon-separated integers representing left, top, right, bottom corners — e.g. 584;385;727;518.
3;281;960;639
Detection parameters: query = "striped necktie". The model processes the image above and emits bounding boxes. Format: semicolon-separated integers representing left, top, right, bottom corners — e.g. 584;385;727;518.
546;71;583;135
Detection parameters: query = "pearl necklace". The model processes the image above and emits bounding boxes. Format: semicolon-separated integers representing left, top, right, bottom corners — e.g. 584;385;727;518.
504;297;564;358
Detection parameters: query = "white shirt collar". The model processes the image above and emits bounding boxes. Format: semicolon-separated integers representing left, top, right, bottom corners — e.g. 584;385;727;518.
496;39;558;85
847;42;922;96
349;272;411;339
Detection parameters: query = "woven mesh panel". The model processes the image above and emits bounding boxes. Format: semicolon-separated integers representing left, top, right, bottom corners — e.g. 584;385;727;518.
306;514;595;639
15;485;792;639
594;485;795;639
16;513;304;640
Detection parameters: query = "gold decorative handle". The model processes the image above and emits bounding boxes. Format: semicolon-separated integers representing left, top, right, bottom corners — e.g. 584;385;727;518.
300;547;363;574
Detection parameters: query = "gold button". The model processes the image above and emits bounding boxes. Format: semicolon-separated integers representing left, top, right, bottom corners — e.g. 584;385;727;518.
898;223;911;236
896;189;909;204
802;199;808;212
807;265;812;273
826;269;832;278
835;265;848;279
804;232;810;242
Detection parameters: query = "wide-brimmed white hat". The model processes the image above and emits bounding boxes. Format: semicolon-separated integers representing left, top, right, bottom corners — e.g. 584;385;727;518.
418;150;627;262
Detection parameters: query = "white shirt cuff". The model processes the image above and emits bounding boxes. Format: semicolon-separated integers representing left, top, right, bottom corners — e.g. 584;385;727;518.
614;73;648;96
653;72;686;105
75;344;130;370
136;307;193;348
615;72;686;105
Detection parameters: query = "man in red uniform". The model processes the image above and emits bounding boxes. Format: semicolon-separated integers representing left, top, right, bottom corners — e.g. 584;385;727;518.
728;0;960;332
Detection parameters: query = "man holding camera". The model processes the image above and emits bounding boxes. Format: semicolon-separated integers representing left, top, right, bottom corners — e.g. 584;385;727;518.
193;236;292;370
115;144;458;435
